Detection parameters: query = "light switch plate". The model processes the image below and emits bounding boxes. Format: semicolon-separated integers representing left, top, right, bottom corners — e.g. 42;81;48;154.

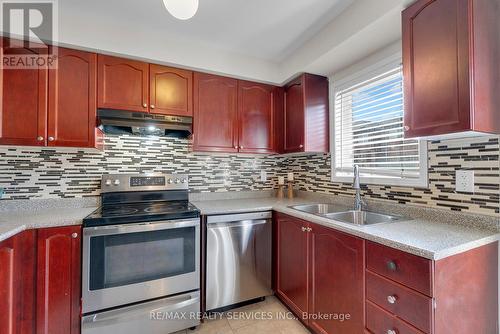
456;170;474;193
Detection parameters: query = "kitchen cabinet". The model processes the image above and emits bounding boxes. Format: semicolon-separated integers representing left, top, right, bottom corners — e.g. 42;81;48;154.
274;213;364;330
37;226;82;334
193;73;279;154
97;55;149;112
309;223;364;334
48;47;99;148
149;64;193;117
284;74;329;153
193;73;238;153
0;231;36;334
0;38;48;146
402;0;500;138
238;80;275;154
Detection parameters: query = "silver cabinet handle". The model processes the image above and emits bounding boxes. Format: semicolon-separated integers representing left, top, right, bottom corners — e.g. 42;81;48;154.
306;227;312;232
37;136;44;141
387;295;397;304
48;136;55;142
150;104;155;109
386;260;398;271
71;232;78;239
299;144;304;148
301;227;307;232
403;125;410;131
142;103;148;108
387;330;397;334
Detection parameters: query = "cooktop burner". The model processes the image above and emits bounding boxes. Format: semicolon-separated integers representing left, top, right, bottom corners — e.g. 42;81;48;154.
83;200;200;227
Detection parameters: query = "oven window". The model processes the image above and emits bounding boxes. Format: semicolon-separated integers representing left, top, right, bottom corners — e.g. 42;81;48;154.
89;226;196;290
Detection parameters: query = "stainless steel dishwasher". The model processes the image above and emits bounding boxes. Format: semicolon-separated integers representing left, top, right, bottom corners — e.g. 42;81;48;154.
206;211;272;311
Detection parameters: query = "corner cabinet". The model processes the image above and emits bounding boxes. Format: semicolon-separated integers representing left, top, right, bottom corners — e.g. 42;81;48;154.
284;74;329;153
402;0;500;138
274;213;365;332
193;73;279;154
37;226;82;334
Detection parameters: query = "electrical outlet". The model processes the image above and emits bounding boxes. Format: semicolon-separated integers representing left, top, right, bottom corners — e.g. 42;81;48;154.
260;170;267;182
456;170;475;193
0;188;3;199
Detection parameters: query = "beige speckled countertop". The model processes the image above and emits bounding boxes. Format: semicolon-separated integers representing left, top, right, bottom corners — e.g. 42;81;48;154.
192;195;500;260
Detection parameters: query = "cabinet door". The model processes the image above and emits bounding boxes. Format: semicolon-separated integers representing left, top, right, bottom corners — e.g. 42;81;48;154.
0;38;48;146
284;78;304;153
150;64;192;116
0;231;36;334
97;55;149;112
237;81;275;153
275;214;309;320
48;48;97;147
309;224;364;334
402;0;470;137
37;226;81;334
193;73;238;152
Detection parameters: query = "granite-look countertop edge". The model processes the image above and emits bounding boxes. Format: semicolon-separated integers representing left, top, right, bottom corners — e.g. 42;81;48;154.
0;206;98;243
192;197;499;260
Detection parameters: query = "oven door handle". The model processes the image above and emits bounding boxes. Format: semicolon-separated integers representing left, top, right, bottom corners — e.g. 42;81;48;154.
83;219;200;236
82;292;200;325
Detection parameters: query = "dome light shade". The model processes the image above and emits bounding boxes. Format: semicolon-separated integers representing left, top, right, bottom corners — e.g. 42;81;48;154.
163;0;199;20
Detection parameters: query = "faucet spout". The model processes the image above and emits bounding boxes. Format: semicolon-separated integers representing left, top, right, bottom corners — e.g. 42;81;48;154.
353;165;364;211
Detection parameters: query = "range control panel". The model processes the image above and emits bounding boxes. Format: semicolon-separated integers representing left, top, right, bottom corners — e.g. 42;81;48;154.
101;174;189;193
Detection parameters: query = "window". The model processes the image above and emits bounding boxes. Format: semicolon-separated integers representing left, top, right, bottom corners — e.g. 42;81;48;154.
332;61;428;187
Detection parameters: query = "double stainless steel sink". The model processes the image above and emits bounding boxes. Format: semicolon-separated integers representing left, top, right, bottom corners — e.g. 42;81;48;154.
290;204;406;226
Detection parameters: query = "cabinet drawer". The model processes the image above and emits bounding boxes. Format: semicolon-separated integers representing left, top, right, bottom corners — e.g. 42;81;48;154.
366;271;432;333
366;301;424;334
366;241;433;296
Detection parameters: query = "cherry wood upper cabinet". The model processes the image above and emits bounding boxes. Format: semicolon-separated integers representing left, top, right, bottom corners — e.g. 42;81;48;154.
402;0;500;138
284;74;329;153
308;224;364;334
97;55;149;112
37;226;81;334
0;231;36;334
150;65;193;117
48;47;97;148
0;38;48;146
238;81;275;154
193;73;238;153
275;214;310;321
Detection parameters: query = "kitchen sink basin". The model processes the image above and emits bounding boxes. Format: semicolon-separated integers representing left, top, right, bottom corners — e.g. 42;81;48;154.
290;203;340;215
324;210;404;225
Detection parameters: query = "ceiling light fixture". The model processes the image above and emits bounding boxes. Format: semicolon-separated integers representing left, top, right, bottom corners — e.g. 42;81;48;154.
163;0;199;20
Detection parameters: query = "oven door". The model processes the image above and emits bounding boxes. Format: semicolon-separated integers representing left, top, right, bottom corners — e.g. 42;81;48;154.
82;219;200;314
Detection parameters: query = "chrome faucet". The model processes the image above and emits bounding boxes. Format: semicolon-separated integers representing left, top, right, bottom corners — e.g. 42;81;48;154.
353;165;364;211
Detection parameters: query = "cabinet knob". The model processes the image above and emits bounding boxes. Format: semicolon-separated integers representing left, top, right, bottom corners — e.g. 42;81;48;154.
301;226;307;232
234;146;238;149
240;146;244;149
150;105;155;109
403;125;410;131
386;260;398;271
299;144;304;149
387;295;398;304
37;136;44;141
306;227;312;232
48;136;55;142
142;103;148;108
387;330;397;334
71;232;78;239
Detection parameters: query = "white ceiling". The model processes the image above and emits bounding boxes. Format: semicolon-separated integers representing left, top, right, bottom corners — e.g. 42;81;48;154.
6;0;415;83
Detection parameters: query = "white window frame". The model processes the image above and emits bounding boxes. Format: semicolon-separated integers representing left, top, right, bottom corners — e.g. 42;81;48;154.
330;54;428;188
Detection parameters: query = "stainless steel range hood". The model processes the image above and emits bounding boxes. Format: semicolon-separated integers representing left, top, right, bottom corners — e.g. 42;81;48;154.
97;109;193;137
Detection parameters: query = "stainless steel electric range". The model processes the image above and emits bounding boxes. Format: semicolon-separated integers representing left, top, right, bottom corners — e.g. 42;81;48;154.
81;174;200;334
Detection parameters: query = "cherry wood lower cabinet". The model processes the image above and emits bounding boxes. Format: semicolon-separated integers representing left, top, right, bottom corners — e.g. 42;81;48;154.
0;231;36;334
274;213;365;332
37;226;82;334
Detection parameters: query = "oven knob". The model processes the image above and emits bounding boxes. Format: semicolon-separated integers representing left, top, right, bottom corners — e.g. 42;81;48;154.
175;178;180;184
105;180;112;186
114;179;120;186
181;178;187;183
168;178;173;184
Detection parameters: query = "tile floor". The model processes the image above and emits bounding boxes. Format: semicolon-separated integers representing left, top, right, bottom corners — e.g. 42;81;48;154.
173;296;310;334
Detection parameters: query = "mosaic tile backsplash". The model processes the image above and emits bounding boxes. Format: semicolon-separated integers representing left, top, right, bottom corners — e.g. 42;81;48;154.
0;134;499;217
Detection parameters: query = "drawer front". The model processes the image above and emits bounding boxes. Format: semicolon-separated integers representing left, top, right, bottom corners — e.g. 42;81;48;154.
366;271;433;333
366;301;424;334
366;241;433;296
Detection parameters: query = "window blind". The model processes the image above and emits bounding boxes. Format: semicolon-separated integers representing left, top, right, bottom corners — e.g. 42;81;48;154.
334;66;422;180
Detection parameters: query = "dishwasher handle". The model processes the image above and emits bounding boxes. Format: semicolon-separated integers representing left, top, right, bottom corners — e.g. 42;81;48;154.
206;211;272;224
207;219;270;229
